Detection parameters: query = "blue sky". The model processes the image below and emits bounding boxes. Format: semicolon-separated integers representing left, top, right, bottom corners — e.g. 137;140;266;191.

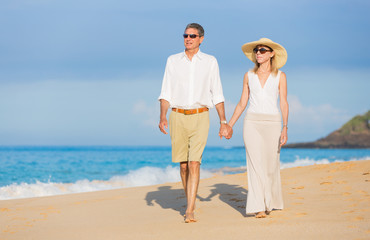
0;0;369;146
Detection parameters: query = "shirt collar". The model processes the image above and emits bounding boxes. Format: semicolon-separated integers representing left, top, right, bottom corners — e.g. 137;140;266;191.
182;49;203;61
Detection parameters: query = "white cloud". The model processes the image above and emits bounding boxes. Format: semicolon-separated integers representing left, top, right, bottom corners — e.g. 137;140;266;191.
288;95;349;124
132;100;158;128
0;78;160;145
288;95;351;141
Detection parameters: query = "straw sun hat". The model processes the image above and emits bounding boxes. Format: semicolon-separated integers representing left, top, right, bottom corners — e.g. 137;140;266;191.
241;38;287;69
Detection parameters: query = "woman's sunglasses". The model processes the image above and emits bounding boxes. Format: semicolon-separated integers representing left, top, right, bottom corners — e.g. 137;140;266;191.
183;34;199;39
253;47;272;54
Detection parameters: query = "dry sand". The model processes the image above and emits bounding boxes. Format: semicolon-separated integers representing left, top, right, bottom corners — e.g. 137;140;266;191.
1;160;369;240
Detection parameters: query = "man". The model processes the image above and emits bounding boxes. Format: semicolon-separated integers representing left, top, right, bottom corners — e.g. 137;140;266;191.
158;23;232;223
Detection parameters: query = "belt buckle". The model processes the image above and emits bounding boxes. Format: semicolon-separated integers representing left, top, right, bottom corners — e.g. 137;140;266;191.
184;109;191;115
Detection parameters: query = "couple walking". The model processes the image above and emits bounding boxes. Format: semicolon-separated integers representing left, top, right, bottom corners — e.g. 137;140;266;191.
158;23;289;222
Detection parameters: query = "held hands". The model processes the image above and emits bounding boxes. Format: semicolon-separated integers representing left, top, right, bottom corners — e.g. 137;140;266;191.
219;124;233;140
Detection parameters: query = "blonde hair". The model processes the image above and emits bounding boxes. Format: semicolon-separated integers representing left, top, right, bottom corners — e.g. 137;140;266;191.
252;45;278;76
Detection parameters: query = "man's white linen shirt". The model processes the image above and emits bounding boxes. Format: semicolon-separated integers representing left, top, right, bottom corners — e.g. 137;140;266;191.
158;50;225;109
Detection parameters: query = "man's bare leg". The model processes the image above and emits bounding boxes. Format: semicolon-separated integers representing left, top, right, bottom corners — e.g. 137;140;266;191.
185;161;200;222
180;162;189;197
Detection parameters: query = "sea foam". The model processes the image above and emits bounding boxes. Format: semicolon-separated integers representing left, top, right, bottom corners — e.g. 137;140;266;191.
280;157;333;169
1;157;368;200
0;166;213;200
280;156;369;169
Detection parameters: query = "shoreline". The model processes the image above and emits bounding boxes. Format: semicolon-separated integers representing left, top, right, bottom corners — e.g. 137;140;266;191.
1;159;369;239
1;157;369;201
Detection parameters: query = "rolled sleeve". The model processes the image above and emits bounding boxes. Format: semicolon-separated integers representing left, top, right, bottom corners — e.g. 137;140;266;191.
210;58;225;105
212;94;225;105
158;58;172;102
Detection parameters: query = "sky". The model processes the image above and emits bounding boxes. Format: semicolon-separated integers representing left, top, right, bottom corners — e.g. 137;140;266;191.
0;0;369;146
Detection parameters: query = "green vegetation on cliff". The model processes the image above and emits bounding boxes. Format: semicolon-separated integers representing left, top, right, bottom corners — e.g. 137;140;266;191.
339;111;370;135
285;110;370;148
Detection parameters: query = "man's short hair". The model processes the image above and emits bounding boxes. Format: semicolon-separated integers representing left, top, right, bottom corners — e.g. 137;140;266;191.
185;23;204;37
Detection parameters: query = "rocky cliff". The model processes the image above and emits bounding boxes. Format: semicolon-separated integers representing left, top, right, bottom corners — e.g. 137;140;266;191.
285;110;370;148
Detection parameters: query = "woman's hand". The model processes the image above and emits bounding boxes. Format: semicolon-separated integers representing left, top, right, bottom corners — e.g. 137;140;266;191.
280;127;288;146
225;125;233;139
219;124;233;140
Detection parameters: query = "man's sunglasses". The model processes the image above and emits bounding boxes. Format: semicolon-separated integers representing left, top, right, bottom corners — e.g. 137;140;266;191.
183;34;199;39
253;47;272;54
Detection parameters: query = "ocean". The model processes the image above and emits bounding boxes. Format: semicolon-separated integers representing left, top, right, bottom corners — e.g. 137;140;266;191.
0;146;369;200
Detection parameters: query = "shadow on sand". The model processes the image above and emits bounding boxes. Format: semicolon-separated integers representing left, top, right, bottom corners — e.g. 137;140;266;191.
198;183;248;217
145;184;248;217
145;186;187;216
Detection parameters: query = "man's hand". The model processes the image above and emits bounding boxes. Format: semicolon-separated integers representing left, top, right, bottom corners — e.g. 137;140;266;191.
159;117;168;134
159;99;170;135
219;124;233;140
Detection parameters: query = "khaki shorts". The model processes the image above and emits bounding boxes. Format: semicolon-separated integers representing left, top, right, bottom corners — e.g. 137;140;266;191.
169;111;209;163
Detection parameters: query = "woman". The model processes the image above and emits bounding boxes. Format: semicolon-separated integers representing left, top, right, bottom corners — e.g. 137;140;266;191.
227;38;289;218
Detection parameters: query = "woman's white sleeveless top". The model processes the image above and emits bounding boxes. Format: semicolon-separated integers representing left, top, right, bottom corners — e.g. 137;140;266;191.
247;70;281;115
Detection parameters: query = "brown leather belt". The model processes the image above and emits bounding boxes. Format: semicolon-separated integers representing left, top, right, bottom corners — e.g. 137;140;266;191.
172;107;209;115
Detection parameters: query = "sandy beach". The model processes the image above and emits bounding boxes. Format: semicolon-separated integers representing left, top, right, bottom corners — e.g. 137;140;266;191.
1;160;369;240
